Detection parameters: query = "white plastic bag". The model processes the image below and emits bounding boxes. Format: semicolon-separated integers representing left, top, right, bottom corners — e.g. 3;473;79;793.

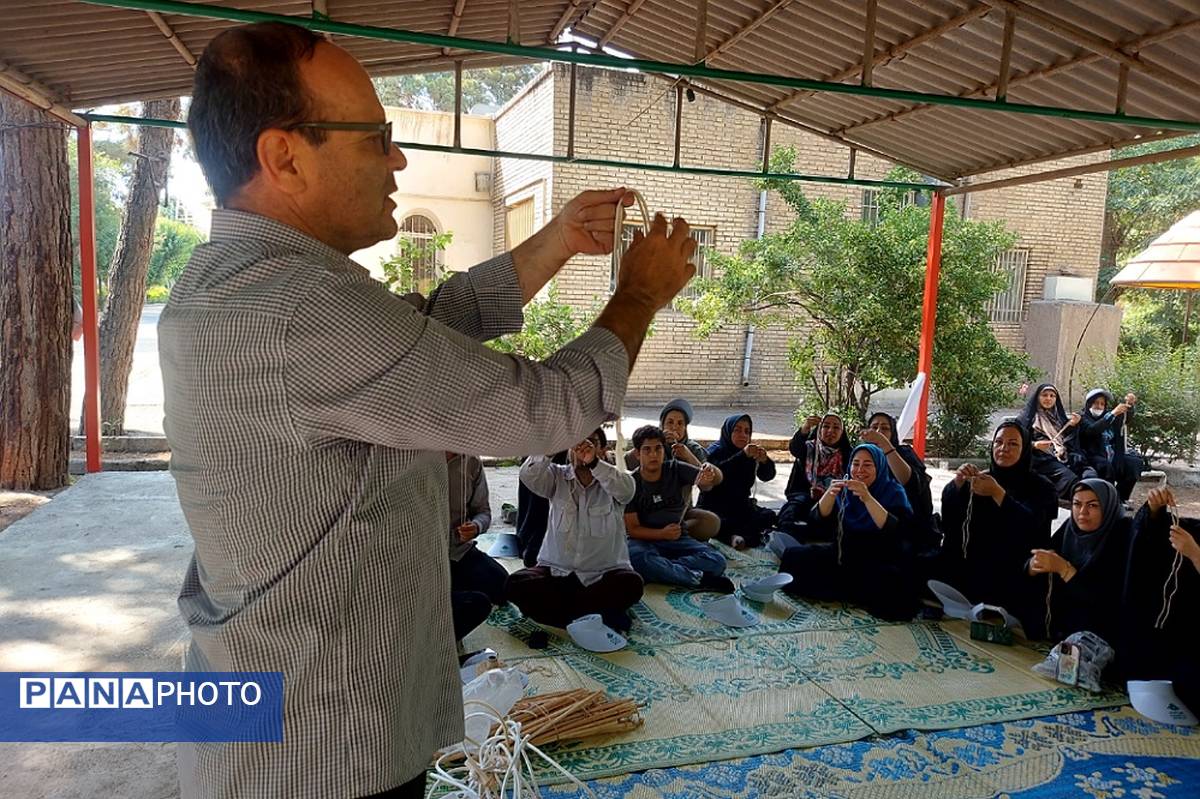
459;667;526;753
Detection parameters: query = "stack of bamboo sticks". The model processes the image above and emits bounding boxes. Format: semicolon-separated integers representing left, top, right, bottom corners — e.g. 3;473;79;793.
503;689;643;746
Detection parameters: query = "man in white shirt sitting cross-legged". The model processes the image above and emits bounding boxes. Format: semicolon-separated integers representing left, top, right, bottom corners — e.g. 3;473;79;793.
506;429;644;647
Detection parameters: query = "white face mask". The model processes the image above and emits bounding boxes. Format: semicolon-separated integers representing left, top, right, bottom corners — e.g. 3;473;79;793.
1090;407;1105;417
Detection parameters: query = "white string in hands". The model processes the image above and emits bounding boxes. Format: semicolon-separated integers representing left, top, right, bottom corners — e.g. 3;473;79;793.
961;484;976;560
1044;572;1054;638
835;490;847;566
427;699;597;799
610;189;653;475
1155;504;1184;630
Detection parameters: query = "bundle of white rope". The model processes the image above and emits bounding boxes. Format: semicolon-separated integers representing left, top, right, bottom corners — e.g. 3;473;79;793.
427;699;597;799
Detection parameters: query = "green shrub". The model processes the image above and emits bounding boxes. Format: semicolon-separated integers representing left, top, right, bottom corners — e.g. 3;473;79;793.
928;334;1034;457
1084;344;1200;464
381;231;453;295
488;284;596;360
148;218;205;287
145;285;170;303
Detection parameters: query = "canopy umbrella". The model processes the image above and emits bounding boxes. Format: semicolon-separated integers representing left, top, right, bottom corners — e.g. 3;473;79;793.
1111;209;1200;346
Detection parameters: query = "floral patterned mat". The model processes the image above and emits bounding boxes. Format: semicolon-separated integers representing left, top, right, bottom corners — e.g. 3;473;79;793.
540;707;1200;799
461;541;1128;785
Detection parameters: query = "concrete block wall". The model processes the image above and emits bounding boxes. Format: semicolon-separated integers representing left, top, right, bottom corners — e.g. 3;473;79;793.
1026;300;1123;407
492;67;555;253
492;64;1108;407
547;65;806;405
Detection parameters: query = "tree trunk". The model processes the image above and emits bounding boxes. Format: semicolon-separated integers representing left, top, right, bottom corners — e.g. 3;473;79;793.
96;97;179;435
0;94;74;489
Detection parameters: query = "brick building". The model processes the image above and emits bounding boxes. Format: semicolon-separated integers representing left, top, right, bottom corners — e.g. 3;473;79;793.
430;64;1108;406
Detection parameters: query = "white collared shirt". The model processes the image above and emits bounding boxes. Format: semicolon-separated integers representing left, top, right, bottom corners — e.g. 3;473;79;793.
519;456;636;585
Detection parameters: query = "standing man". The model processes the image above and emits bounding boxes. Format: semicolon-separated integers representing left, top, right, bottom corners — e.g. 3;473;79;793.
163;22;696;799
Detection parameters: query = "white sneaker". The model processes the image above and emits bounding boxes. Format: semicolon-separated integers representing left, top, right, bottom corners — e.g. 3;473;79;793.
566;614;627;653
704;594;759;627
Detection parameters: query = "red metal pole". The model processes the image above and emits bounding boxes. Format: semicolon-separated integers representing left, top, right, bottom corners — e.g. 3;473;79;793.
77;124;102;473
913;191;946;459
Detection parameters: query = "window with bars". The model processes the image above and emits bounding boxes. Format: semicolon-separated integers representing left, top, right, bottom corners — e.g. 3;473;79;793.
610;223;714;299
861;189;882;225
505;197;535;249
985;248;1030;323
860;188;917;226
397;214;443;292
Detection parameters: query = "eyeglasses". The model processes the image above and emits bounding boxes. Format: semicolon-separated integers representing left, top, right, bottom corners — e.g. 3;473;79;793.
286;120;393;155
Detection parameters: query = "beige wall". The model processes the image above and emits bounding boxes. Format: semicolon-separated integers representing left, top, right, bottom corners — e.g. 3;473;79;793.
353;108;494;279
490;64;1109;406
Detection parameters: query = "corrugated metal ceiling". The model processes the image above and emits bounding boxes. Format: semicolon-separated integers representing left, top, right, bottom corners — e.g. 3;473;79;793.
2;0;1198;181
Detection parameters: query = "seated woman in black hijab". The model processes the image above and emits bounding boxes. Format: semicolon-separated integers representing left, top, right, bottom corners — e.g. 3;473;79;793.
1017;383;1089;500
1027;478;1132;645
779;443;921;621
697;413;777;549
1078;388;1146;502
1120;487;1200;717
777;412;852;538
934;421;1058;630
861;411;936;549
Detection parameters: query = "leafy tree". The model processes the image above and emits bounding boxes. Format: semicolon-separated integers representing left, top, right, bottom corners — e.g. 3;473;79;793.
678;151;1033;455
373;64;544;112
147;217;205;288
1084;343;1200;464
1101;134;1200;285
96;96;181;435
1100;136;1200;351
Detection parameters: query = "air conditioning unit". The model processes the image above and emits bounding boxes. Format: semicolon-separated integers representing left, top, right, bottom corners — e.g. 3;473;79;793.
1043;275;1093;302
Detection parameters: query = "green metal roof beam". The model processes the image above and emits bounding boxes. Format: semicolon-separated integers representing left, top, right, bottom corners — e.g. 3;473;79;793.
80;113;934;190
82;0;1200;134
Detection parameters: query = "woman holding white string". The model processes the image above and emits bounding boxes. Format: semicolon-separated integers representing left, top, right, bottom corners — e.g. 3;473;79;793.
1027;478;1132;645
933;421;1057;632
778;443;921;621
1017;383;1090;500
1078;388;1145;502
1119;487;1200;716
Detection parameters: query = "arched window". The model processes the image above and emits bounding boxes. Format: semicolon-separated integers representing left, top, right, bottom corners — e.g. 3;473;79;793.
397;214;444;292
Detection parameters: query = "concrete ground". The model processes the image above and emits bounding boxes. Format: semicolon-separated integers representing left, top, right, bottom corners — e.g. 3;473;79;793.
0;473;187;799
